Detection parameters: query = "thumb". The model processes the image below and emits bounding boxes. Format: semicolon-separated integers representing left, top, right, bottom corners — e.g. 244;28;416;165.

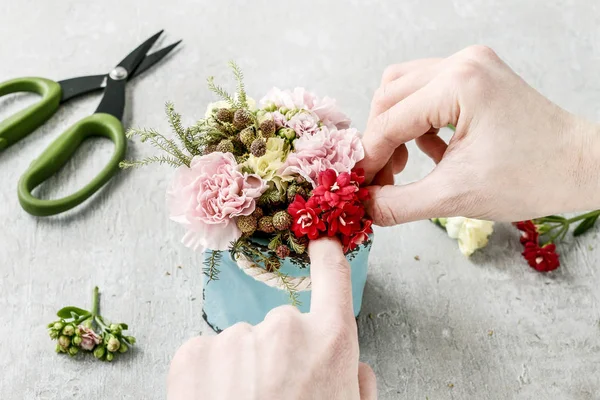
365;173;457;226
358;362;377;400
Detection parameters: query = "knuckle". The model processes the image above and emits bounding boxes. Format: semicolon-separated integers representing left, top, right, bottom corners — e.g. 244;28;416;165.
221;321;253;337
464;45;498;61
171;336;209;365
265;305;301;330
382;64;401;84
371;86;388;109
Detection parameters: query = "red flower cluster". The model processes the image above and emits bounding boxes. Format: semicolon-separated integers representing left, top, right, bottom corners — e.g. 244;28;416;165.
288;168;373;252
515;221;560;272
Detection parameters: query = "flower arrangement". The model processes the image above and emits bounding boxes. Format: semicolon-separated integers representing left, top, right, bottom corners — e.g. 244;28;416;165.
121;62;372;302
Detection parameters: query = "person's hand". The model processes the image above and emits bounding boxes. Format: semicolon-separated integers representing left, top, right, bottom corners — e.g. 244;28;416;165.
167;237;377;400
359;45;600;225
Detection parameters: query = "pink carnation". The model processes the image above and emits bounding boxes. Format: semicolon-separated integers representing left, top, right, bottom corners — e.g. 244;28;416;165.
260;87;351;129
77;325;102;351
167;152;267;252
280;127;364;186
286;111;320;137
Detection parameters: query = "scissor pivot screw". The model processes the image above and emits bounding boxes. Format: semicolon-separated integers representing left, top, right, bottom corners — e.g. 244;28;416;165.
109;67;128;81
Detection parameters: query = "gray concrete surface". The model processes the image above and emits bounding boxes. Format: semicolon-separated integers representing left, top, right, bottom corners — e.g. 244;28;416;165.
1;1;600;399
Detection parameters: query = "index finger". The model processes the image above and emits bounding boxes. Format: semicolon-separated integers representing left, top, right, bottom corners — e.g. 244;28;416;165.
359;81;456;182
308;237;354;321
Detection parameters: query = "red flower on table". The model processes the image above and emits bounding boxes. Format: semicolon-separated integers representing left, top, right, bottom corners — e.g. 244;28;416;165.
324;202;365;237
288;195;326;240
522;242;560;272
515;220;539;245
342;220;373;252
312;169;358;209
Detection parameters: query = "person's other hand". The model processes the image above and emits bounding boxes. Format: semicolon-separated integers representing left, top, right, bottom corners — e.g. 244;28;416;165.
360;45;600;225
167;237;376;400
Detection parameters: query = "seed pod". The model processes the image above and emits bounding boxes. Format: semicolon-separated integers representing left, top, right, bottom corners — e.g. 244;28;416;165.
216;139;235;154
250;138;267;157
276;245;291;259
272;210;292;231
239;127;256;147
233;109;253;130
215;108;234;123
237;215;258;235
258;113;276;138
258;216;275;233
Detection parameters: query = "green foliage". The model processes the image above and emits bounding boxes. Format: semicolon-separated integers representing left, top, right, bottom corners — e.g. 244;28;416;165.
286;232;307;255
56;306;90;319
574;214;599;236
228;60;247;108
166;102;201;156
203;250;222;283
206;76;235;106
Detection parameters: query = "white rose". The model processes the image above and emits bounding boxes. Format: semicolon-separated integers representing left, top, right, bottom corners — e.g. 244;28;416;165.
444;217;494;256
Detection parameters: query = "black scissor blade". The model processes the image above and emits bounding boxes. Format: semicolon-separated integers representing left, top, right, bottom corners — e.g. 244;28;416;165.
58;74;106;102
117;30;164;76
132;40;182;78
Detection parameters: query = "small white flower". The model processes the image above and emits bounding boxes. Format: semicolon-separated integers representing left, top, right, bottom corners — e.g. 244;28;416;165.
204;97;256;119
444;217;494;256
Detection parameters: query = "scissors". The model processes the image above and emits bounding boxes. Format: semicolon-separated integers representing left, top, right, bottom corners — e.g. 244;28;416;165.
0;30;181;216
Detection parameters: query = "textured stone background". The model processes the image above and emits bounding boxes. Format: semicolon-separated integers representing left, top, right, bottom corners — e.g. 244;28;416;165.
1;1;600;399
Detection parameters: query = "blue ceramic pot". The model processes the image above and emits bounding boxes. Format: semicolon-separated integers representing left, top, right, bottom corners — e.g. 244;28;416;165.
202;237;373;332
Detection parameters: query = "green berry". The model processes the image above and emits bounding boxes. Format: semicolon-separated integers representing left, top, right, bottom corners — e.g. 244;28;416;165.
107;337;120;353
239;127;256;147
62;324;75;336
58;336;71;349
72;336;82;346
106;352;114;362
68;347;79;357
216;139;235;154
118;343;129;353
278;127;296;140
94;346;106;359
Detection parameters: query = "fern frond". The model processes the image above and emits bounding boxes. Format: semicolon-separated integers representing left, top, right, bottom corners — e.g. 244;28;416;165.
119;155;183;169
286;233;307;255
273;268;300;307
126;127;191;167
207;76;235;106
165;102;200;156
228;60;247;108
203;250;222;283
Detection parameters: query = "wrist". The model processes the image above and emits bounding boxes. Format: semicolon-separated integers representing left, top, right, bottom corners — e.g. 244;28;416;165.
565;115;600;210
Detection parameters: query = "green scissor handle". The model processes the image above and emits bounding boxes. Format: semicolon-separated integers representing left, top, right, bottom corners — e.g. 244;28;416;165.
0;77;62;150
17;113;127;216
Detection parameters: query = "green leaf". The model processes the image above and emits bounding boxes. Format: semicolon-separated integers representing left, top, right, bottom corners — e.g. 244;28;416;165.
57;307;90;319
573;214;599;237
539;215;567;223
287;234;307;255
268;233;282;251
120;323;129;330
